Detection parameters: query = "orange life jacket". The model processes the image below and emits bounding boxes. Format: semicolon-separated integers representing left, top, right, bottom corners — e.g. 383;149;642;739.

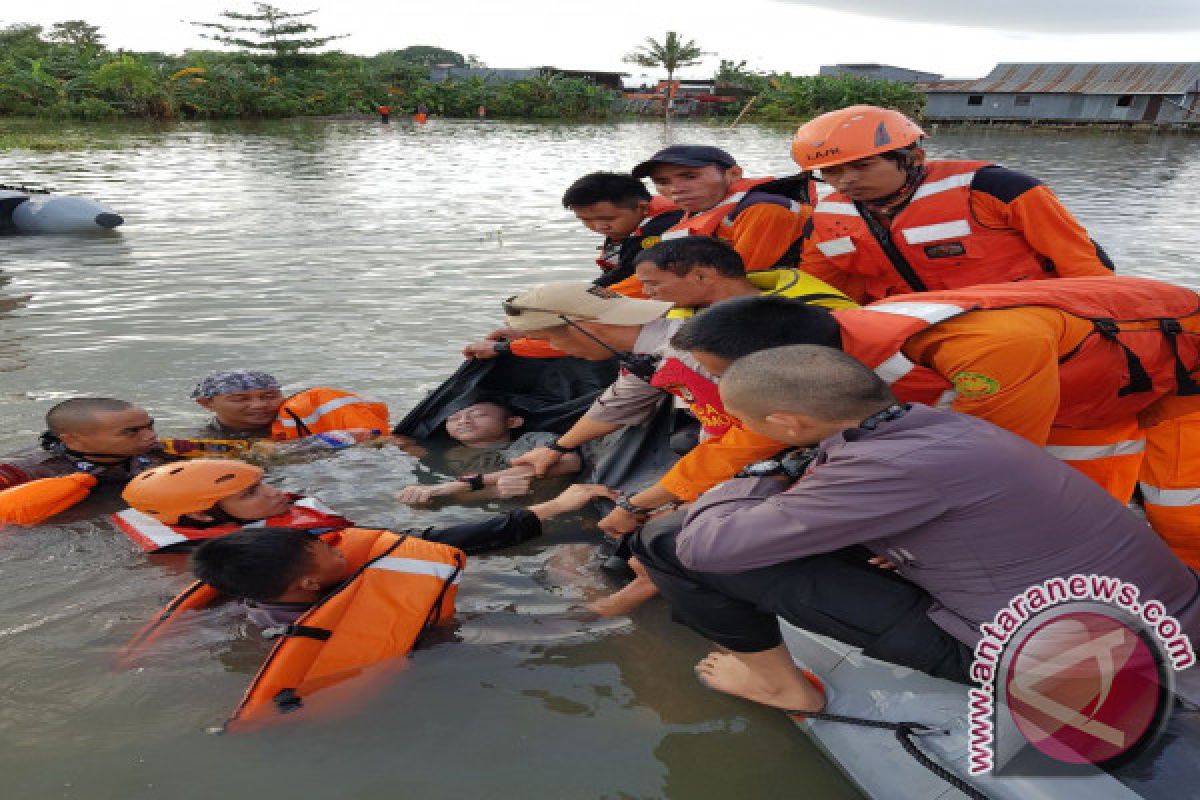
271;388;390;440
650;355;731;437
116;527;348;668
110;495;352;553
118;528;465;728
811;160;1059;298
227;528;464;729
660;176;813;268
837;276;1200;427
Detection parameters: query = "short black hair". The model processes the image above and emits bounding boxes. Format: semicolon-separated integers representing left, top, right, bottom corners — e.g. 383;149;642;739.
562;172;651;210
190;528;316;602
633;236;746;278
670;295;843;359
45;397;135;433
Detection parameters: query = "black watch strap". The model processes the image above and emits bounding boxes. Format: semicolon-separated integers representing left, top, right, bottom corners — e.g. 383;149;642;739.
492;340;512;355
548;438;579;454
458;473;485;491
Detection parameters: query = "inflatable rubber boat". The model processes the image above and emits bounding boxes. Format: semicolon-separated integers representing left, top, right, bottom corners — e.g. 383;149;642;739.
0;184;123;233
398;355;1200;799
783;622;1199;800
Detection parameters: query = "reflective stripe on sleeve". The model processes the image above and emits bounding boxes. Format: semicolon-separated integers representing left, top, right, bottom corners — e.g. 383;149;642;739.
910;172;975;202
867;301;967;325
1139;483;1200;508
1044;440;1146;461
277;395;378;429
661;229;691;241
816;236;856;257
370;557;463;582
900;220;971;245
874;352;917;383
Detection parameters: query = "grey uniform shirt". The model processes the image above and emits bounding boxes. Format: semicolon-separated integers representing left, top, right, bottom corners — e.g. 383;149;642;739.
677;404;1200;646
586;316;709;427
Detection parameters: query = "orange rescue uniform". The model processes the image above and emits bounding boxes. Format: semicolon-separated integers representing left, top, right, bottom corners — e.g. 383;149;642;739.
836;278;1200;567
802;161;1113;304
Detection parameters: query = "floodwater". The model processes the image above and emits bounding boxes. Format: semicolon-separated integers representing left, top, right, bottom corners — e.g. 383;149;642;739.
2;118;1200;800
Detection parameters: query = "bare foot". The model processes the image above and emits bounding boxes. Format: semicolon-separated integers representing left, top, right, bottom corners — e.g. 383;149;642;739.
586;575;660;617
694;648;825;713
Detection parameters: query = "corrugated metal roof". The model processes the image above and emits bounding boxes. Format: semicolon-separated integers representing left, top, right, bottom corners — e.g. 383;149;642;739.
926;63;1200;94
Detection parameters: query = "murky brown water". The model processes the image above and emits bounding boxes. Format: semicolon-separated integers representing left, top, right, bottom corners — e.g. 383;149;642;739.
2;118;1200;800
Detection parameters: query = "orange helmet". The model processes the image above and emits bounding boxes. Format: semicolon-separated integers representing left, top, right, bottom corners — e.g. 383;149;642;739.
122;459;263;524
791;105;926;171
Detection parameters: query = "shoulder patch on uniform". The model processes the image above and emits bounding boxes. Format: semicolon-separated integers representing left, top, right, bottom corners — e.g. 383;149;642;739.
951;371;1000;398
971;166;1043;204
640;235;661;250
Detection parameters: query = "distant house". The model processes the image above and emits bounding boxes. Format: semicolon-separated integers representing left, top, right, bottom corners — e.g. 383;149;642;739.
427;65;624;89
621;78;739;115
924;63;1200;125
820;64;942;84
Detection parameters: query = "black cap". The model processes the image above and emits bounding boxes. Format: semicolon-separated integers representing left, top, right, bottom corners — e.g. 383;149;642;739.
631;145;737;179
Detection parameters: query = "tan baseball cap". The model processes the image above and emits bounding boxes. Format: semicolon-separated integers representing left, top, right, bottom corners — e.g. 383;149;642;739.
502;281;672;332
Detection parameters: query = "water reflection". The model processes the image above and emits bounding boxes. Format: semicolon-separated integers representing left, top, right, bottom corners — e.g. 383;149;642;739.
3;119;1200;799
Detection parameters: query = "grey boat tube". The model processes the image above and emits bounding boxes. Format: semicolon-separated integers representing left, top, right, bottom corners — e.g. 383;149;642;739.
0;187;124;233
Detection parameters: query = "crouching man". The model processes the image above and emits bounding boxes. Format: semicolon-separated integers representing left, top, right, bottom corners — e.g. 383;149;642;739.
633;346;1200;713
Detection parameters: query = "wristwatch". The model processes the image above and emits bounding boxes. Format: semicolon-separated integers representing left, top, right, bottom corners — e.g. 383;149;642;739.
492;340;512;355
458;472;485;491
615;494;653;516
547;438;580;455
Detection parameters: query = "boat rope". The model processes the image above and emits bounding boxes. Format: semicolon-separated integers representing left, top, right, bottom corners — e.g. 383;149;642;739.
796;710;990;800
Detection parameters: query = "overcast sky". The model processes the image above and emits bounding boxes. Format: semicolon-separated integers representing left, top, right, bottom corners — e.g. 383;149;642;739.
7;0;1200;80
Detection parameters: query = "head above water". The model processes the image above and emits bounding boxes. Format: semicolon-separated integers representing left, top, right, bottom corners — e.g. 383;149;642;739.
44;397;158;459
632;145;742;214
562;172;653;239
190;528;349;603
791;106;926;202
445;401;524;448
720;345;896;446
191;370;284;431
122;459;291;526
670;294;843;377
633;236;747;307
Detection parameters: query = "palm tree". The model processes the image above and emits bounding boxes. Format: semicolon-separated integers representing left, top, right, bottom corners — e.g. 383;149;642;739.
624;32;706;118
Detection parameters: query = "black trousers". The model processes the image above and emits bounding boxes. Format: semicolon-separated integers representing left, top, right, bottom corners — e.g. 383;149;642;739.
420;509;542;555
632;513;974;684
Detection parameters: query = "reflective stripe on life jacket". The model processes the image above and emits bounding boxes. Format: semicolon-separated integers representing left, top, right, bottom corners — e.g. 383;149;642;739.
227;528;465;729
271;388;390;440
812;161;1057;298
837;276;1200;426
660;176;813;268
115;528;348;668
109;495;352;553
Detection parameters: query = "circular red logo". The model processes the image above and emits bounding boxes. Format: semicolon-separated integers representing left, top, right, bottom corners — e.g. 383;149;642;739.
1004;611;1165;766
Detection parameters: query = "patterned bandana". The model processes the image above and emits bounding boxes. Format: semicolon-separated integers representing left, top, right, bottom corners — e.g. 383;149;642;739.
860;164;928;221
190;370;280;399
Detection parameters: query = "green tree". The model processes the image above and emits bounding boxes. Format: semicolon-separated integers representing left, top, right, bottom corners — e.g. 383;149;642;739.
388;45;465;67
624;31;706;118
47;20;105;50
191;3;347;60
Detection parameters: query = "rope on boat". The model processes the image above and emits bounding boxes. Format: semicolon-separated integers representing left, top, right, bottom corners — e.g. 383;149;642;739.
796;710;991;800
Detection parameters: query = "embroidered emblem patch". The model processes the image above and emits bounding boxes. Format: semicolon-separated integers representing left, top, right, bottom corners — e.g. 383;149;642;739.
952;371;1000;398
924;241;967;259
640;235;662;250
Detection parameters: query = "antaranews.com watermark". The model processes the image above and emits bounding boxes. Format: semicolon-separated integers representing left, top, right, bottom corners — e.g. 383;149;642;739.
967;574;1195;775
